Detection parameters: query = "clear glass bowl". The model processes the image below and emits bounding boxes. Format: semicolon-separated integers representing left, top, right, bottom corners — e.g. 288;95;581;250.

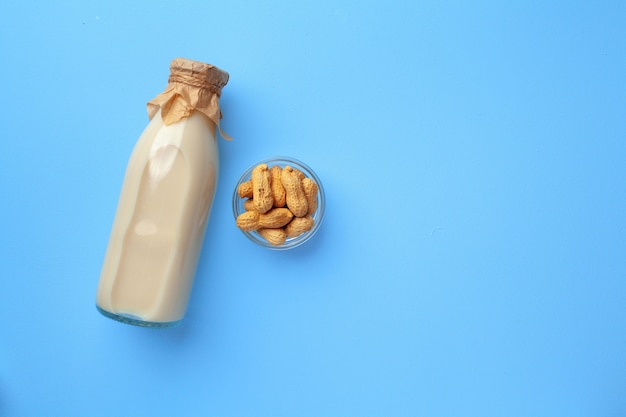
232;156;325;250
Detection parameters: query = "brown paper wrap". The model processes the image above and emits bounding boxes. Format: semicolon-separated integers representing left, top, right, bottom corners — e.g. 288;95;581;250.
147;58;232;140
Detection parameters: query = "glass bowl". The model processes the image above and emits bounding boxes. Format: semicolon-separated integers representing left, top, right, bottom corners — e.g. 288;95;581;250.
232;156;325;250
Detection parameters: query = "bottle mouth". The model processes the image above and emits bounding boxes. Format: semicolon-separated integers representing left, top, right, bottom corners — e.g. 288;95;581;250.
168;57;229;93
147;58;231;133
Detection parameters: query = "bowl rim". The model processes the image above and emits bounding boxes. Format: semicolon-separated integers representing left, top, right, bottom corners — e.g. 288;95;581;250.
232;156;325;250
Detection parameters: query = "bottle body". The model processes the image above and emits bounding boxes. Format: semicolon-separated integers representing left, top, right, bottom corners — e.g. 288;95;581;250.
96;110;218;327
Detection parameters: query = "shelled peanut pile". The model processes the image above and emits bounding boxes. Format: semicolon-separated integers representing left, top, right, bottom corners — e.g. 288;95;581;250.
235;163;318;246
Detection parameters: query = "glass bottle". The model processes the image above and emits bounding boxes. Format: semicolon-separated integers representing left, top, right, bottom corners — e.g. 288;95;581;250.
96;58;230;328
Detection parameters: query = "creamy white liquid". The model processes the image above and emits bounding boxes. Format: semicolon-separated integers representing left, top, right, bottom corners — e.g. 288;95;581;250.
97;110;218;325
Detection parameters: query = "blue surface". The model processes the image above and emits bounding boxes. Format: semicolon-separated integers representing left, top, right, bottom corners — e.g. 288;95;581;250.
1;1;625;416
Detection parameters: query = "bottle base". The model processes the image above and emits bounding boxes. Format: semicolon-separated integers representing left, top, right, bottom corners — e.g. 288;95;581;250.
96;305;181;328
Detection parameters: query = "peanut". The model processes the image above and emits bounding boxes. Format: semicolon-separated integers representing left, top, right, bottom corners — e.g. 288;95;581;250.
235;210;260;232
236;208;293;232
258;228;287;246
270;165;286;207
285;216;314;238
258;208;293;228
237;181;253;199
251;164;273;213
293;168;305;181
243;199;255;211
301;178;319;217
281;166;308;217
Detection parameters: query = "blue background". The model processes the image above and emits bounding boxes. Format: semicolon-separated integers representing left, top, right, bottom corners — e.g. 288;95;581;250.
1;1;625;416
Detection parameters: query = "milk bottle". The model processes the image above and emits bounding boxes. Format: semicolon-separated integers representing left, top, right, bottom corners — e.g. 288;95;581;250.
96;58;230;327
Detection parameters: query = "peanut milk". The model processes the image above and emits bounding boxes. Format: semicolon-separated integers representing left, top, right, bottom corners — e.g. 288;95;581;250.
96;59;229;327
